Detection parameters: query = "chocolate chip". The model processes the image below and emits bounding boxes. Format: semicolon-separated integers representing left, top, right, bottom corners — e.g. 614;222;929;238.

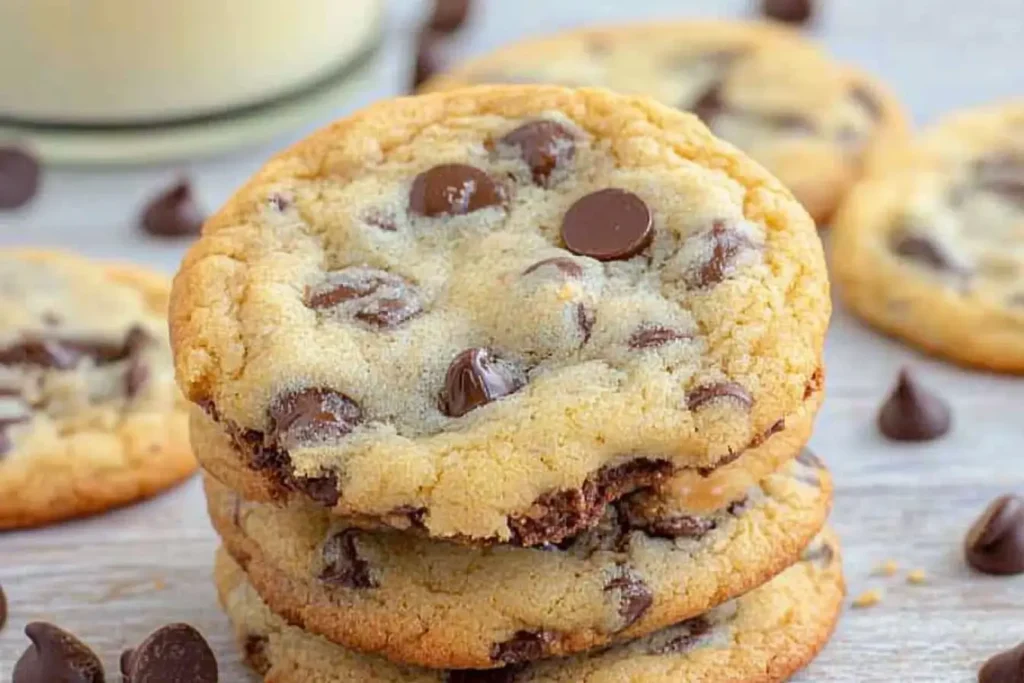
363;209;397;232
761;0;814;24
686;382;753;411
876;369;951;442
320;529;378;588
889;230;960;272
802;542;835;567
295;474;341;507
794;448;824;486
440;348;526;418
307;267;422;328
974;151;1024;208
0;581;6;631
689;82;725;127
0;147;41;210
648;615;713;655
522;257;583;279
12;622;104;683
243;635;270;674
629;326;690;350
561;189;653;262
409;164;504;217
604;568;653;628
849;84;883;122
499;121;576;185
121;623;218;683
268;194;290;212
269;388;362;450
796;449;825;470
428;0;471;33
965;495;1024;576
683;221;755;289
412;29;442;91
630;513;717;540
490;631;554;665
139;179;205;238
125;357;150;398
446;666;525;683
979;641;1024;683
576;303;595;344
0;338;82;369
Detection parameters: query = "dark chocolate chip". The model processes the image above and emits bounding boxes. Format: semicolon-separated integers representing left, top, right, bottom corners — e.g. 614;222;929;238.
576;303;595;344
428;0;472;33
12;622;104;683
121;623;218;683
243;635;270;674
320;529;378;588
604;567;653;628
490;631;554;665
889;230;960;272
686;382;753;411
965;495;1024;576
0;338;82;369
0;146;41;210
974;151;1024;208
629;326;690;350
683;220;755;289
750;418;785;448
522;257;583;278
409;164;504;217
446;666;525;683
499;121;577;185
689;82;726;127
268;194;290;212
979;641;1024;683
561;189;653;262
761;0;814;24
440;348;526;418
636;514;717;540
648;615;713;655
139;179;205;238
268;388;363;450
307;267;422;328
0;581;6;631
801;542;835;567
125;357;151;398
412;29;443;91
295;473;341;508
876;369;951;442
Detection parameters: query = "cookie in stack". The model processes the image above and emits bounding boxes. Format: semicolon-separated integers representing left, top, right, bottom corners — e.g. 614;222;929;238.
170;85;838;681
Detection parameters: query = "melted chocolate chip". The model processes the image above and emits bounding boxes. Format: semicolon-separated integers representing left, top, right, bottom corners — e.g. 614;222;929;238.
307;267;422;328
761;0;814;24
446;666;525;683
576;303;595;344
268;194;289;212
604;567;653;629
629;326;690;350
295;473;341;507
648;615;713;655
490;631;554;665
889;230;960;272
13;622;104;683
320;529;378;588
965;495;1024;576
686;382;753;411
125;357;150;398
409;164;504;217
139;179;205;238
802;542;835;567
440;348;526;418
690;81;726;127
121;623;218;683
268;388;362;451
522;257;583;278
794;448;824;486
428;0;472;33
683;221;755;288
979;641;1024;683
561;189;653;261
499;121;577;185
0;328;148;370
974;151;1024;208
876;369;951;442
0;147;41;210
243;635;270;674
631;513;717;541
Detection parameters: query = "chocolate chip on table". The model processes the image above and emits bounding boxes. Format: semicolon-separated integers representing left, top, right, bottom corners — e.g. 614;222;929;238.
499;120;577;185
876;368;951;442
121;623;218;683
269;388;363;451
761;0;814;24
561;189;653;261
428;0;472;33
490;631;554;665
629;326;690;350
307;266;422;328
604;568;654;628
889;229;961;273
683;221;755;289
686;382;753;411
440;348;526;418
522;257;583;278
0;146;41;210
12;622;104;683
965;495;1024;576
409;164;505;217
979;641;1024;683
320;529;378;588
139;178;205;238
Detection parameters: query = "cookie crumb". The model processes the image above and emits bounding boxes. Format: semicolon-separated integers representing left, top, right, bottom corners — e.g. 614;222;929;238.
906;569;927;585
873;559;899;577
852;588;882;608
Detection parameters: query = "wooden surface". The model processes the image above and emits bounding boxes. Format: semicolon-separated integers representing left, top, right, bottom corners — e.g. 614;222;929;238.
2;1;1023;680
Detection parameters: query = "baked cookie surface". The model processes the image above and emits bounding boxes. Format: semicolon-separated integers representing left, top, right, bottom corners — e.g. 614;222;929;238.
833;101;1024;373
171;85;829;543
216;531;844;682
422;21;908;224
0;250;194;528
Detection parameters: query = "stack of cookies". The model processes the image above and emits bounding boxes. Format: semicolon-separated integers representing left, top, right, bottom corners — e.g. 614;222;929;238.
170;85;839;681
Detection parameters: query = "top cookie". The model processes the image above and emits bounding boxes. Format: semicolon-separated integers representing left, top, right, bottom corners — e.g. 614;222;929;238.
421;20;908;224
171;86;829;543
832;101;1024;373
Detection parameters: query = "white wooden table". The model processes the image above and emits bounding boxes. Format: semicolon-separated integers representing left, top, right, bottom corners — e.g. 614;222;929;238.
2;1;1022;680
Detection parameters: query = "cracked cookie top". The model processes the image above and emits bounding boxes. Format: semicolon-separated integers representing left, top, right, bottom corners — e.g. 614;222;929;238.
171;86;829;541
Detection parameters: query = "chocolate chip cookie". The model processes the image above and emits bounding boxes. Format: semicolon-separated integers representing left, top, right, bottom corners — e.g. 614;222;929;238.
832;101;1024;373
0;250;195;528
421;21;908;225
171;86;829;543
205;452;831;669
216;531;844;682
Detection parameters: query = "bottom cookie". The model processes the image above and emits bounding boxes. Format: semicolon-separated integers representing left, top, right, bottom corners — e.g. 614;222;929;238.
215;531;844;683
